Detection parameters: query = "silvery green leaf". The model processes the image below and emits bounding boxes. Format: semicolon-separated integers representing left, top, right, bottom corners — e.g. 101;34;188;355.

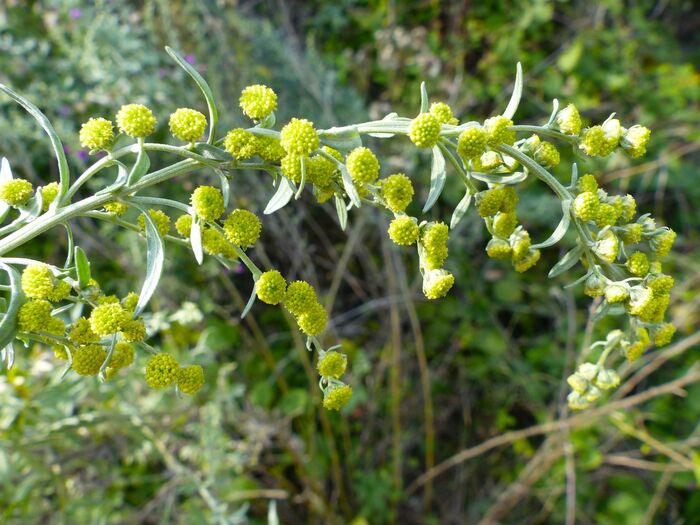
267;501;279;525
0;158;12;220
0;263;23;350
0;84;70;205
62;224;75;268
258;111;276;128
19;192;43;219
1;343;14;370
340;165;361;207
166;47;219;144
423;145;446;212
569;162;578;189
99;335;118;379
368;132;395;138
74;246;91;288
546;98;560;127
190;217;204;265
503;62;523;120
532;199;572;249
335;194;348;231
95;162;129;196
295;156;307;199
549;245;584;278
216;169;230;208
591;302;612;322
241;281;257;319
319;126;362;153
194;143;233;161
420;81;429;113
450;190;473;229
264;176;295;215
133;206;165;317
470;171;528;185
126;142;150;186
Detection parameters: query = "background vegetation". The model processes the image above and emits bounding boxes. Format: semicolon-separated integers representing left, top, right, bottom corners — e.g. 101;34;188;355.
1;1;699;523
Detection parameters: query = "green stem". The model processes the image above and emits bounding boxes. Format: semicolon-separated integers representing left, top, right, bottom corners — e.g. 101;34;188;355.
437;140;478;193
510;125;579;144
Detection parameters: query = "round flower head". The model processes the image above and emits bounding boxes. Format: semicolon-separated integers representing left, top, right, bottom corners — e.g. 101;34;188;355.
627;287;655;320
555;104;582;135
280;118;319;155
280;154;305;184
619;223;643;245
284;281;317;316
48;280;71;303
0;179;33;206
648;274;674;297
346;147;380;185
306;155;337;188
486;238;512;259
145;353;180;389
138;209;171;237
21;264;55;300
420;222;449;269
239;84;277;120
513;248;541;273
652;323;675;347
110;342;135;370
72;345;106;376
104;201;129;216
168;108;207;142
457;126;487;160
121;292;140;313
577;174;598;194
593;230;619;264
40;182;59;212
484;115;515;146
380;173;414;213
621;125;651;158
510;228;532;260
223;128;259;160
429;102;458;125
650;228;676;258
18;300;53;332
594;202;620;228
256;270;287;305
477;188;505;218
317;351;347;379
599;119;622;156
573;191;599;222
567;391;591;411
68;317;99;345
255;136;285;163
116;104;156;138
223;209;261;248
297;302;327;336
579;126;606;157
605;283;630;304
595;368;621;391
191;186;224;222
89;302;128;336
323;384;353;411
626;251;649;276
408;112;441;148
120;319;147;343
177;365;205;395
534;141;560;168
620;194;637;223
175;214;193;237
79;117;114;150
201;228;237;258
499;186;519;213
492;212;518;238
423;269;455;300
388;216;419;246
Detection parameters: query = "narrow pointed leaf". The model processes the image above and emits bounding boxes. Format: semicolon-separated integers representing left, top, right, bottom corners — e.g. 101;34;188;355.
470;171;528;185
241;282;257;319
450;190;473;229
335;194;348;230
126;142;150;186
0;263;23;349
319;126;362;153
0;84;70;205
216;169;230;209
0;158;12;220
532;200;572;249
503;62;523;120
423;146;446;212
420;82;429;113
264;176;295;214
295;156;307;199
190;217;204;265
74;246;91;288
166;47;219;144
549;245;584;278
340;165;361;207
132;206;165;317
546;98;560;127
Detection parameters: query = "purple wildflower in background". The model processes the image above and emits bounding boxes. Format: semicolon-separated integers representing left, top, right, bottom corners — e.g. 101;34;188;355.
69;8;82;19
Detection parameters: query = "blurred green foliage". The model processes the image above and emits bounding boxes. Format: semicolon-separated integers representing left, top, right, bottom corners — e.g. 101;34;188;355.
1;1;699;524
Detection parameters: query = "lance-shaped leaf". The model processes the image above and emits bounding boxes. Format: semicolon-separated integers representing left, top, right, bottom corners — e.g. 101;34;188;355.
335;194;348;231
216;169;231;209
423;146;446;213
420;81;429;113
0;84;70;206
450;190;473;229
264;176;295;215
549;245;584;278
190;217;204;265
340;165;361;207
503;62;523;120
126;141;150;186
0;263;23;350
532;199;572;250
166;46;219;144
241;281;257;319
319;126;362;153
132;205;165;317
74;246;91;288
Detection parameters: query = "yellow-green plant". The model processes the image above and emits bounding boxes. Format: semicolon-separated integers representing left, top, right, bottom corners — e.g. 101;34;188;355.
0;50;674;411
